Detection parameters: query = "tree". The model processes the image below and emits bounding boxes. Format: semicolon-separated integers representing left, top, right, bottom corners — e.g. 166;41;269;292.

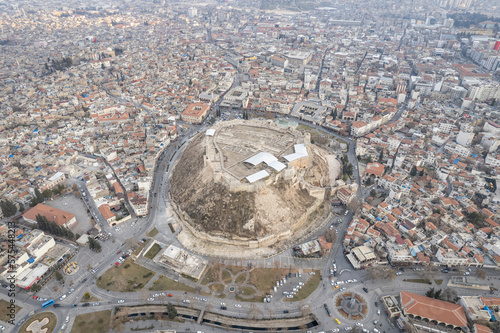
166;303;177;319
370;189;377;197
344;163;353;176
476;269;486;280
440;288;458;303
419;265;438;280
425;287;436;298
55;270;64;282
366;266;396;281
42;189;53;199
378;149;384;162
410;165;417;177
325;229;337;243
0;200;18;217
35;188;44;203
88;237;102;252
30;283;41;292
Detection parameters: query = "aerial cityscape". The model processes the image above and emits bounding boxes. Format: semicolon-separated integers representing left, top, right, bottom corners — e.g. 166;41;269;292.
1;0;500;332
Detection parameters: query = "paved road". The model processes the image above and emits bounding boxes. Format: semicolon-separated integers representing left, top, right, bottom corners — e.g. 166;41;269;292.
6;100;499;333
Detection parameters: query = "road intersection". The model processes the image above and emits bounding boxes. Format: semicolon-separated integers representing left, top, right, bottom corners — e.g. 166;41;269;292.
7;104;500;333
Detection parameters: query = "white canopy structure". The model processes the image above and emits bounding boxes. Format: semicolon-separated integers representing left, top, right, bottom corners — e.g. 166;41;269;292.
246;170;270;183
284;144;308;162
244;152;286;171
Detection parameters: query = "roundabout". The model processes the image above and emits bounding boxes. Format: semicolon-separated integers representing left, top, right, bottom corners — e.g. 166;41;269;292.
19;312;57;333
336;292;368;321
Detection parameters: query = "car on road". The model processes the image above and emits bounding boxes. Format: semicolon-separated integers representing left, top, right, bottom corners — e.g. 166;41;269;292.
117;250;122;254
118;300;125;303
82;303;90;307
201;298;207;302
374;301;379;307
183;300;190;303
59;295;67;300
362;287;369;293
373;329;380;333
332;329;339;332
234;304;242;308
344;210;349;216
220;306;227;310
92;302;100;306
377;309;381;315
148;298;154;301
65;316;70;323
167;294;173;297
344;327;352;331
335;318;341;324
61;324;66;330
32;296;38;300
68;288;74;294
373;320;378;325
356;322;363;326
283;310;289;313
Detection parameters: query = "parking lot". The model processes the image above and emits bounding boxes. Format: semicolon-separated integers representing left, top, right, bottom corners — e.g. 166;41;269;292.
44;192;94;235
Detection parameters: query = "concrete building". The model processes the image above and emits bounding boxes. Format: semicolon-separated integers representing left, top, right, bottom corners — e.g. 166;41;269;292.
181;102;210;124
23;203;76;229
400;291;468;330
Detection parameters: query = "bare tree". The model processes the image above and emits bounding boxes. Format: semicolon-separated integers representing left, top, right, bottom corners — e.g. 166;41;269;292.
365;266;396;281
247;304;262;320
300;302;311;316
325;229;337;243
140;288;149;302
419;265;438;280
403;319;418;333
476;269;486;280
441;288;458;303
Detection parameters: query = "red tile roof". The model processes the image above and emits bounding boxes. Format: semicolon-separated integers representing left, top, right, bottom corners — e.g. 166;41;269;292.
401;291;468;328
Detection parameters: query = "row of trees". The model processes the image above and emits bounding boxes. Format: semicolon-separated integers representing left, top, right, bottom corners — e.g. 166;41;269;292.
35;214;75;240
30;184;67;207
425;287;459;303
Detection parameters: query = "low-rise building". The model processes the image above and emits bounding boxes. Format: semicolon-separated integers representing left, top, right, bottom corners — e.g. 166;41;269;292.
22;203;76;229
181;102;210;124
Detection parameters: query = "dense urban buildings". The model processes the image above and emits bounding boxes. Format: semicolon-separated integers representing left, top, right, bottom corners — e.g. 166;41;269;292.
0;0;500;332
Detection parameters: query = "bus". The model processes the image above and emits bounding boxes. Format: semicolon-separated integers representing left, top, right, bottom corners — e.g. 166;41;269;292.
42;299;54;308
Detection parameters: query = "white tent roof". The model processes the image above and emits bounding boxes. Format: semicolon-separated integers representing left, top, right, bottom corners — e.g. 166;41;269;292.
284;144;308;162
206;129;216;136
268;160;286;172
244;152;278;166
246;170;270;183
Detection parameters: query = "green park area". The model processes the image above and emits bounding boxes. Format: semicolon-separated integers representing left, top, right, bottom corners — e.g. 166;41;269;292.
97;258;154;292
71;310;111;333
